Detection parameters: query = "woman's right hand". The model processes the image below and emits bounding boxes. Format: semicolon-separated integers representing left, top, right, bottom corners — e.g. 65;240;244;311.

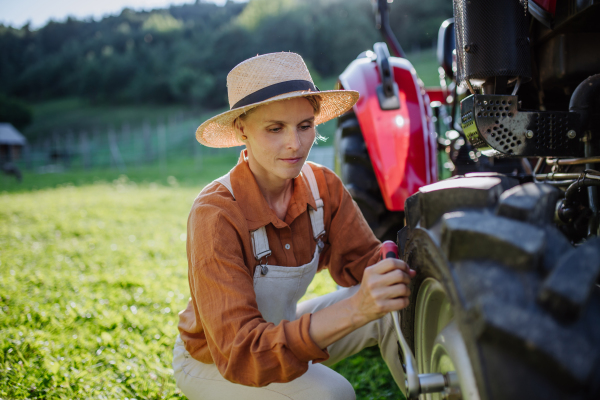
350;258;416;325
308;257;416;349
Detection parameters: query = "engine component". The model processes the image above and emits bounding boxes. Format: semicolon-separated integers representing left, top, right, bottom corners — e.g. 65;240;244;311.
453;0;531;92
569;74;600;132
460;94;583;157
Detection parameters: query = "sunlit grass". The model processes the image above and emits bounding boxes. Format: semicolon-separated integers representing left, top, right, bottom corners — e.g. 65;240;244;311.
0;155;239;193
0;180;334;398
1;183;199;398
0;174;401;399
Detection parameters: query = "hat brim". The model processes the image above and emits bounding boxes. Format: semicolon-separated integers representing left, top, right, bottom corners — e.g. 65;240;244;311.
195;89;360;148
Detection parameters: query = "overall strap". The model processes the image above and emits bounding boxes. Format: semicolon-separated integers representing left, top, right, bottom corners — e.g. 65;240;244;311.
301;163;326;240
215;173;235;200
216;172;271;262
218;165;325;262
251;227;272;261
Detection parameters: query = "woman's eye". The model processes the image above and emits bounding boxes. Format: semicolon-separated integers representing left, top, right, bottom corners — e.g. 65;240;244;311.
300;124;312;130
269;127;282;133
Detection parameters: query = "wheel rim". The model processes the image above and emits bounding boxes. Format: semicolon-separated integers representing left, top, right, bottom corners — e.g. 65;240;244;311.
414;278;480;400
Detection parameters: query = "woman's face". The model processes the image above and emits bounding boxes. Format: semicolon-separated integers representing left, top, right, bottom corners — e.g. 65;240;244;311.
238;97;316;182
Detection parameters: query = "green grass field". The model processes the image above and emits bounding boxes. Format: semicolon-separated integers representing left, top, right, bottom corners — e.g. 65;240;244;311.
407;48;440;87
0;157;403;400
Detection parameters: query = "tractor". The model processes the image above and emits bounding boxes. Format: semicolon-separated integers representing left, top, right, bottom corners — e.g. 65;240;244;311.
334;0;600;399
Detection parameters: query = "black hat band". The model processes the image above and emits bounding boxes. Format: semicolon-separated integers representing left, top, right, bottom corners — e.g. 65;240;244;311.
232;80;320;110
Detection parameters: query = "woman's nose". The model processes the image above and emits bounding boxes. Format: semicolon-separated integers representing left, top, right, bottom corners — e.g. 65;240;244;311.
287;129;301;151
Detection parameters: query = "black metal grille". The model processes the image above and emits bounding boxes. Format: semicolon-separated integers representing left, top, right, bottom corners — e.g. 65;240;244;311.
453;0;532;85
460;94;583;157
533;113;578;151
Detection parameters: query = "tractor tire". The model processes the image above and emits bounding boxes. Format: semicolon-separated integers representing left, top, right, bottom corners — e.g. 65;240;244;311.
334;112;404;241
397;174;600;400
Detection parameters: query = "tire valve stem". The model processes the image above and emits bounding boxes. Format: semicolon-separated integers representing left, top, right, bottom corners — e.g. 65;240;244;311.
380;241;460;399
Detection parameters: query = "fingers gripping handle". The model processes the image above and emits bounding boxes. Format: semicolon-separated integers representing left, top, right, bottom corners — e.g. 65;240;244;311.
381;240;399;260
380;241;421;399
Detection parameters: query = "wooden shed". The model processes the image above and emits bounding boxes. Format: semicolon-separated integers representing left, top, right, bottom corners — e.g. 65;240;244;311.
0;123;27;163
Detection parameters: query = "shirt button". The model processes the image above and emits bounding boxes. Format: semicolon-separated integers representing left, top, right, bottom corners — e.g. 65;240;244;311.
285;244;291;250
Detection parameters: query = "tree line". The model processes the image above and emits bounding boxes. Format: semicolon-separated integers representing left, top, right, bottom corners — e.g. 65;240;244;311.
0;0;452;111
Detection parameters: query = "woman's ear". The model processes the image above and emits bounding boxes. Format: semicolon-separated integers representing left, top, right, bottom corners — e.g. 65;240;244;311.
233;118;246;142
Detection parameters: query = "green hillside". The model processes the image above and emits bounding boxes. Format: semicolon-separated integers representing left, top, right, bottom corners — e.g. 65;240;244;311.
1;0;452;136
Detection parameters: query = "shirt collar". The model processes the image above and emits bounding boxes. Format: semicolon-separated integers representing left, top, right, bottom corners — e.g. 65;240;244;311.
230;149;317;231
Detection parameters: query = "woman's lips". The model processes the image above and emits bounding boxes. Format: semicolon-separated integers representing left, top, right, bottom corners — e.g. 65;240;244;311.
280;157;302;164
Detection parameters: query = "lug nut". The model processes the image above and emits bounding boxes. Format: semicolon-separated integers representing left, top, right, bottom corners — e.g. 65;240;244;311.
526;130;534;139
567;130;576;139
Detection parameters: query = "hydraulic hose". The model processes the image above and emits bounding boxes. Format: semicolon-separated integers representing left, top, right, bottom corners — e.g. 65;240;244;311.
564;177;600;207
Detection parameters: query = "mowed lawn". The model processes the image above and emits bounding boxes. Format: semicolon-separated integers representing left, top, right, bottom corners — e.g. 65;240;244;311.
0;165;402;399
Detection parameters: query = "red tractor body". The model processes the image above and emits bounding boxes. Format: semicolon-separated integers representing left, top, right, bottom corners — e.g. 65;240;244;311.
338;56;438;211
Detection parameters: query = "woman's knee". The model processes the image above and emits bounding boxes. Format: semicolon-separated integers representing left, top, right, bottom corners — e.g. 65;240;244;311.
317;375;355;400
294;364;355;400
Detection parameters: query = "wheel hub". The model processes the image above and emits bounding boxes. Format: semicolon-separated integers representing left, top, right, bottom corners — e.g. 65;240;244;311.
414;278;480;400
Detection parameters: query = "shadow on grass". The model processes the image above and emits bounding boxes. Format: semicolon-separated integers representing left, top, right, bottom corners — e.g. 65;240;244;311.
331;346;405;400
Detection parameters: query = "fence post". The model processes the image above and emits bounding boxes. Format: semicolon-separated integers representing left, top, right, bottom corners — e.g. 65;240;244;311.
108;126;126;173
122;122;130;144
93;127;102;168
158;120;167;172
133;123;141;165
143;120;152;164
44;138;51;166
66;130;75;169
120;123;129;166
24;143;32;171
80;131;90;170
51;130;59;166
169;114;176;161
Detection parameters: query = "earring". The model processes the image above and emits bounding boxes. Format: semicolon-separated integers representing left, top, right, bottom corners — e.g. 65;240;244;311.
241;135;248;140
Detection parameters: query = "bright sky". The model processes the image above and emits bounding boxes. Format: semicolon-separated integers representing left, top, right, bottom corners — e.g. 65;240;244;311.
0;0;235;29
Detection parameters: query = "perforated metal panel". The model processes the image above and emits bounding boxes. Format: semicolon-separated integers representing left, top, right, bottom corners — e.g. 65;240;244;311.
461;94;583;157
453;0;532;85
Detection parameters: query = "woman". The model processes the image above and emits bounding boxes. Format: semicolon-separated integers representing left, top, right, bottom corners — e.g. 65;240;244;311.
173;52;415;400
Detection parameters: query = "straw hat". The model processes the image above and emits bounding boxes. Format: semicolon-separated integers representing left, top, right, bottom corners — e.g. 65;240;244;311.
195;52;360;148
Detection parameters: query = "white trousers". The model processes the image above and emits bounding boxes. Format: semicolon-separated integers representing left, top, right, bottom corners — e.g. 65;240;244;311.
172;285;405;400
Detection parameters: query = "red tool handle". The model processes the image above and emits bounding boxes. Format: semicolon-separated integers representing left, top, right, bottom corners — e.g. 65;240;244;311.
380;240;398;260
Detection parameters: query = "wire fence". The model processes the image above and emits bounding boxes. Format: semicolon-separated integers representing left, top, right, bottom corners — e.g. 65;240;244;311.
18;114;242;174
15;114;335;175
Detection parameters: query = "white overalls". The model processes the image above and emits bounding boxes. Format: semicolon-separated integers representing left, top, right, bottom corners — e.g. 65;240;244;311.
172;164;406;400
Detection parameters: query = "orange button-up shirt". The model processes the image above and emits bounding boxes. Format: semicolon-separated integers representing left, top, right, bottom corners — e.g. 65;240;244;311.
177;150;382;387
